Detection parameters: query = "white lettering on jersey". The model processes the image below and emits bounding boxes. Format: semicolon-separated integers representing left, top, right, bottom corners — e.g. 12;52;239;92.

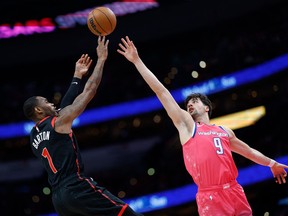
197;130;228;137
32;131;50;149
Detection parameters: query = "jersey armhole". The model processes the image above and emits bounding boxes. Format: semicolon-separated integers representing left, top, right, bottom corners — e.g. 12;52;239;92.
219;125;229;137
191;122;197;138
51;116;57;128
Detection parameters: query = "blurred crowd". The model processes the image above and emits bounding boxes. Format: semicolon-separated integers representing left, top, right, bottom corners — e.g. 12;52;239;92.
1;1;288;215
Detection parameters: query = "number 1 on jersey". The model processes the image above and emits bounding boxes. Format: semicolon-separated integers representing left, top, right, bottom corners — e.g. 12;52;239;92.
42;147;58;174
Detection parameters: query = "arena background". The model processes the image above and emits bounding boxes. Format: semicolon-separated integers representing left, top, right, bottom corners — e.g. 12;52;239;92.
1;0;288;215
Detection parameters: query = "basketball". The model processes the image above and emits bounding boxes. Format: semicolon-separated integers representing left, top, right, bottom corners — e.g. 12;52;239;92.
87;7;117;36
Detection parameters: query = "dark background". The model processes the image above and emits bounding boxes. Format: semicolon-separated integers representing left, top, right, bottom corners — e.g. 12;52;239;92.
1;0;288;215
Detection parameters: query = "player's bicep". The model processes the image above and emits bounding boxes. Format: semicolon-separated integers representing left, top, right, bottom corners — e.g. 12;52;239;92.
157;90;185;123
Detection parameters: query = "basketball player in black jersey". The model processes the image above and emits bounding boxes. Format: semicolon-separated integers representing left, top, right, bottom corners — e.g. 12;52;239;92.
23;36;143;216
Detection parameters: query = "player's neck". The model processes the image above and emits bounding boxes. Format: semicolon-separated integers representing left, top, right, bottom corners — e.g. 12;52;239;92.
194;115;210;125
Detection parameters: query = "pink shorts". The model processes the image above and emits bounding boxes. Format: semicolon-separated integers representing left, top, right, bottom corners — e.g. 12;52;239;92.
196;180;252;216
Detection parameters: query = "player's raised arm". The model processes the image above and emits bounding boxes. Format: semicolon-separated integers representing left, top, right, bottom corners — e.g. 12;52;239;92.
117;36;194;144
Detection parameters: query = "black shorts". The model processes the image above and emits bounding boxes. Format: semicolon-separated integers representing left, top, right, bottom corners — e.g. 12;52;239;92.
52;177;143;216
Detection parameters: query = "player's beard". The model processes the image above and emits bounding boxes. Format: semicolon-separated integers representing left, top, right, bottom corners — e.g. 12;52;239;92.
191;109;201;120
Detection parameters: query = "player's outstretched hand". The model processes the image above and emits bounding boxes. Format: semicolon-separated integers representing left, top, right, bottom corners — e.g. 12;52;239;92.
117;36;140;64
75;54;93;78
271;162;288;184
97;36;109;61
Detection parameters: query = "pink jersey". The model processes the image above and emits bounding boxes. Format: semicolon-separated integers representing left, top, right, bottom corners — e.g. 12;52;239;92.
183;122;238;188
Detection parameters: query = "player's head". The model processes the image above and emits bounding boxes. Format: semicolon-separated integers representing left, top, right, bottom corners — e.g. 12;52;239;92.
184;93;212;118
23;96;58;122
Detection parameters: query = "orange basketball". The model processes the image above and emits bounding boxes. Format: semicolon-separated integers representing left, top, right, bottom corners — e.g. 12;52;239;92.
87;7;117;36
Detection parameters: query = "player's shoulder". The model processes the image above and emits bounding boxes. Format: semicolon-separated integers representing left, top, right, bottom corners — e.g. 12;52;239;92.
219;125;235;137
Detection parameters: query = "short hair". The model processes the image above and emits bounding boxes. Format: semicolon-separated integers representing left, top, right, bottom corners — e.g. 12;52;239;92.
184;93;212;117
23;96;38;120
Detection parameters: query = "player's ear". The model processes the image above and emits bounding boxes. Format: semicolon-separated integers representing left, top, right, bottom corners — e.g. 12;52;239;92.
205;105;209;113
34;106;43;114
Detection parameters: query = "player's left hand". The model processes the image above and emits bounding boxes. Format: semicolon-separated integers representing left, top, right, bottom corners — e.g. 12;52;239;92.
75;54;92;77
271;162;288;184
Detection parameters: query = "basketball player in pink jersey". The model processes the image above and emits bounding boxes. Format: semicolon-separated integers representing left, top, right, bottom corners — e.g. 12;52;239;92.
117;36;288;216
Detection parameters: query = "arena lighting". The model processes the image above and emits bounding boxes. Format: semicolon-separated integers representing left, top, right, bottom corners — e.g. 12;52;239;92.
0;53;287;139
210;106;266;130
0;0;159;39
38;155;288;215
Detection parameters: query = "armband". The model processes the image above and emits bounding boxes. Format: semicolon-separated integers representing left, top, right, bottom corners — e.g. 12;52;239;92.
268;159;276;167
60;77;82;108
71;77;81;84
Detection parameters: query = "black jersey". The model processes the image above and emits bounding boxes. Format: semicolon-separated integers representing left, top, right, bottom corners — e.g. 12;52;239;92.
26;60;144;215
30;116;84;188
29;116;144;216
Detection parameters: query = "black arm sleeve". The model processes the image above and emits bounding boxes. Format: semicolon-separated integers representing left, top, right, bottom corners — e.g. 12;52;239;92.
60;77;82;109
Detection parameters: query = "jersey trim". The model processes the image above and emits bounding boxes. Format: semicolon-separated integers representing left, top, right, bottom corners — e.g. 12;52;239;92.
192;122;197;138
